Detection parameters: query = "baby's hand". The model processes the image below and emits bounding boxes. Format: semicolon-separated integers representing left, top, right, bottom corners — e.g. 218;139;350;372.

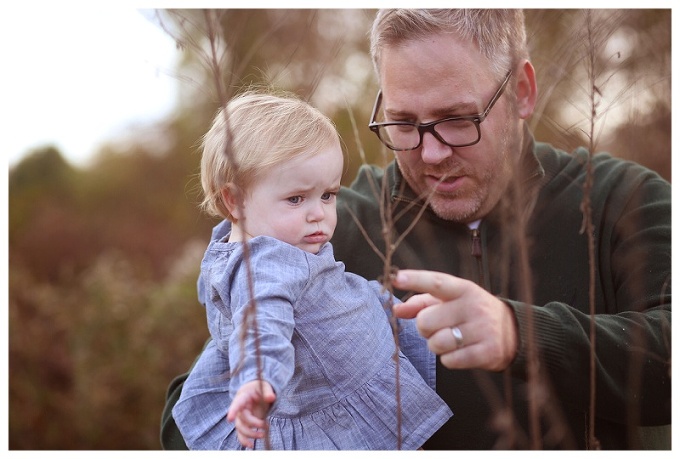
227;380;276;448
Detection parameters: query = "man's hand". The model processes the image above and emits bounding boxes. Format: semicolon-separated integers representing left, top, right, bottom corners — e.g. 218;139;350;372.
392;269;518;372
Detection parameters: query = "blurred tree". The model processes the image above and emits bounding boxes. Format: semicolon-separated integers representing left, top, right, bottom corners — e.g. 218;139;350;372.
9;146;77;240
8;146;87;282
154;9;385;182
525;10;671;180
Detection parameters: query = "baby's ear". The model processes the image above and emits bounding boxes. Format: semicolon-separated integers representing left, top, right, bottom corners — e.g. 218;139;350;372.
221;183;244;220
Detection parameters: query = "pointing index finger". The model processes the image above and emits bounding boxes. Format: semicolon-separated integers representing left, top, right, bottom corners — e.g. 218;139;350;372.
392;269;466;300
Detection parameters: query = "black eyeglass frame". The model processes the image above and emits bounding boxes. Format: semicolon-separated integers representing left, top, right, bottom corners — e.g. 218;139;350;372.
368;70;513;151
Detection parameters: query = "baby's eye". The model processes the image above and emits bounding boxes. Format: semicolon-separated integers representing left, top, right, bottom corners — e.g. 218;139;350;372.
321;192;336;202
287;196;302;204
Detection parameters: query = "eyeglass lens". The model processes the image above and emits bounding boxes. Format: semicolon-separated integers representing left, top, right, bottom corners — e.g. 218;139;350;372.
378;119;480;150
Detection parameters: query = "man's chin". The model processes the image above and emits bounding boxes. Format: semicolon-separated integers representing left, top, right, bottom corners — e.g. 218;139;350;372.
428;198;479;223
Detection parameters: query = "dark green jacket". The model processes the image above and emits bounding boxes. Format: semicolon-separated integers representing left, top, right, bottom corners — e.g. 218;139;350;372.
161;135;671;449
332;136;671;449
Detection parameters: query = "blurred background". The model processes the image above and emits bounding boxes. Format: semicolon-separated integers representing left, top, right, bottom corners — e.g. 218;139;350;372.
6;9;671;450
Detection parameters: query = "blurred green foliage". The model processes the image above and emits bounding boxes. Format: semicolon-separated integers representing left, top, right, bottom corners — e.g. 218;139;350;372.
9;142;214;449
7;9;670;449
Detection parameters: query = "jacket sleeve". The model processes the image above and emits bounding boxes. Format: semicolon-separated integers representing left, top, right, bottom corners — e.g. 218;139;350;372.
508;158;671;427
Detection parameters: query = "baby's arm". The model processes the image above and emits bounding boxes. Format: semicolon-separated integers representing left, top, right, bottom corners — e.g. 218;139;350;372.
227;379;276;448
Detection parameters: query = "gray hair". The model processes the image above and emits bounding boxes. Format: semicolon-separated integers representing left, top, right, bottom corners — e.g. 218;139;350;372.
370;9;528;80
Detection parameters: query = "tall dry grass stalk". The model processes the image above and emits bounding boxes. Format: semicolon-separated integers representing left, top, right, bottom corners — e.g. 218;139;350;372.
580;10;601;450
157;9;277;448
575;10;630;449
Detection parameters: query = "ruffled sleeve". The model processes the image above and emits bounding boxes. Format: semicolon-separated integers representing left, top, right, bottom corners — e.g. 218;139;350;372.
225;237;311;396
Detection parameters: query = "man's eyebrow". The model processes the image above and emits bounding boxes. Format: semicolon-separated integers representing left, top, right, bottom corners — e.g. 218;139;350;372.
385;101;478;120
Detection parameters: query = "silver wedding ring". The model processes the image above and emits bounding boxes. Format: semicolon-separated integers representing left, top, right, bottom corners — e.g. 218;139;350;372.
451;326;464;349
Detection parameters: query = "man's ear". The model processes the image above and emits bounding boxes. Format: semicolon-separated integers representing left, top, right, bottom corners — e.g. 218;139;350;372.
515;59;537;119
221;183;244;220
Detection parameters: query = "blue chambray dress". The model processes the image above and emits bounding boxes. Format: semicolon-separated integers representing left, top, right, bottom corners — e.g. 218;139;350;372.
173;235;452;450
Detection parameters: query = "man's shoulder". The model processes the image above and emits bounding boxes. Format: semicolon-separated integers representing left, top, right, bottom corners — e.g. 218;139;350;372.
534;142;662;184
533;142;669;217
337;163;393;220
339;163;389;200
333;163;394;270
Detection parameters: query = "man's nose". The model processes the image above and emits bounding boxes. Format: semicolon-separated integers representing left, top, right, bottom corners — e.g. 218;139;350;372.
420;131;453;164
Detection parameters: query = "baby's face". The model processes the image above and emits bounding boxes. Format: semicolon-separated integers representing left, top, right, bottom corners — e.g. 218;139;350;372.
238;142;343;254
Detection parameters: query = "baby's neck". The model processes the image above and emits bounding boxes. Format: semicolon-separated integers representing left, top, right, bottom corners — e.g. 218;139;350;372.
228;223;251;243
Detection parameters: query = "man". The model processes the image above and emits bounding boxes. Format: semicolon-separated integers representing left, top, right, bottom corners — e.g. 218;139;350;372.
162;9;670;449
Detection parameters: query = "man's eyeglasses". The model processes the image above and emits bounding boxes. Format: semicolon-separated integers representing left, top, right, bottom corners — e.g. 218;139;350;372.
369;70;513;151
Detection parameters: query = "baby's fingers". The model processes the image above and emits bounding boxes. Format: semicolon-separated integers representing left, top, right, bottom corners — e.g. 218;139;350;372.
234;409;267;448
236;430;255;449
237;408;268;431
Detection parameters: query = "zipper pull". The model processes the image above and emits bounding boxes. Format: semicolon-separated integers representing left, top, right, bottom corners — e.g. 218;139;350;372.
471;228;482;257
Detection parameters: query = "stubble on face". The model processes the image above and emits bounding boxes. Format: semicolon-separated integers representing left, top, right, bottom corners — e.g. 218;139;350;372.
380;33;523;224
399;116;520;224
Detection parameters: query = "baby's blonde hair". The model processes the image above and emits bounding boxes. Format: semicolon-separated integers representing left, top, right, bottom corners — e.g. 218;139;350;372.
200;90;340;221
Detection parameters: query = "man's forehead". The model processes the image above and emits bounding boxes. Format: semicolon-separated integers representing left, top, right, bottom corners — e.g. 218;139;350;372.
381;77;487;119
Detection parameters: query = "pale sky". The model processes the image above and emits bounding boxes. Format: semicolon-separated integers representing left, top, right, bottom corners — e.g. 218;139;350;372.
2;0;671;169
2;4;179;168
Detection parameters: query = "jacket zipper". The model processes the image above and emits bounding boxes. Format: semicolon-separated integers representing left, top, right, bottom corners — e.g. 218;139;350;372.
470;227;486;287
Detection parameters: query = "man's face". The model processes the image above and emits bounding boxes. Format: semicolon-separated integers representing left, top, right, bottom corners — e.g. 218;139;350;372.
379;32;521;223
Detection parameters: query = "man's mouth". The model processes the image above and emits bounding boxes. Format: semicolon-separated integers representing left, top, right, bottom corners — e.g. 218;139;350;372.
426;174;464;192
